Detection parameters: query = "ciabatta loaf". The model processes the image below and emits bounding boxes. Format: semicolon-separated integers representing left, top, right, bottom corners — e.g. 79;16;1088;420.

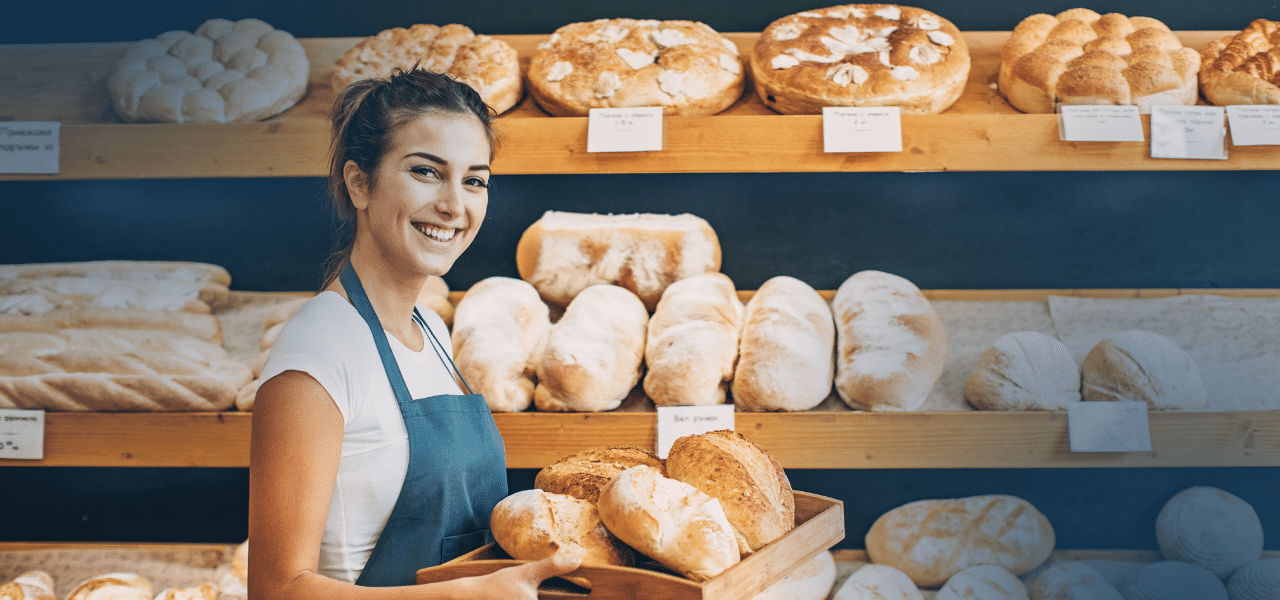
753;551;837;600
643;273;743;407
936;565;1028;600
731;276;834;411
833;564;922;600
516;211;721;310
491;489;634;587
65;573;151;600
452;277;551;412
1081;330;1207;410
1030;562;1122;600
534;285;648;412
965;331;1081;410
0;571;55;600
1118;561;1227;600
1200;19;1280;106
534;445;666;504
1156;486;1262;578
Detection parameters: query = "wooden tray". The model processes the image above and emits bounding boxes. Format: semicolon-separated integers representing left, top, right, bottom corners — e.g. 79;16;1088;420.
416;491;844;600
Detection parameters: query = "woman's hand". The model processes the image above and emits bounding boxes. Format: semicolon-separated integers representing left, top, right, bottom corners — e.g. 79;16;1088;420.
457;552;583;600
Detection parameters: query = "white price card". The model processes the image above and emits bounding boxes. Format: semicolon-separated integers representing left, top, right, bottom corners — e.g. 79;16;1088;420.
1067;401;1151;453
1226;105;1280;146
822;106;903;153
1058;105;1145;142
0;409;45;460
1150;105;1227;160
587;107;663;153
0;122;60;174
655;404;734;459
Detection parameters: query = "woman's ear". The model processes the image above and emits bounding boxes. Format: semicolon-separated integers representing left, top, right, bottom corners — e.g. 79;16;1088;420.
344;160;371;210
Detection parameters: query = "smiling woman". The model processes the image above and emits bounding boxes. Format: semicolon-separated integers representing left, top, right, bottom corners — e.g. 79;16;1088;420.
247;70;580;600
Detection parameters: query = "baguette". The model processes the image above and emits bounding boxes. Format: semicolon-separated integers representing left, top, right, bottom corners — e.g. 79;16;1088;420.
0;308;222;342
452;277;550;412
534;285;648;412
731;276;834;411
643;273;743;407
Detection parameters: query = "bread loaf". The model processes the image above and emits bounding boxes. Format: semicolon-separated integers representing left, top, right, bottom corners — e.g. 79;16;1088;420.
1199;19;1280;106
643;273;743;407
0;571;55;600
965;331;1081;410
731;276;834;411
152;583;219;600
491;489;633;587
937;565;1029;600
666;430;793;555
0;373;241;412
1227;559;1280;600
834;270;945;412
417;276;455;327
534;445;666;504
0;277;209;314
1156;486;1262;578
752;551;836;600
1081;330;1208;410
534;285;648;412
236;378;260;411
0;308;222;342
0;329;230;365
833;563;922;600
865;494;1055;587
516;211;721;310
65;573;151;600
0;260;231;288
596;465;740;582
1030;562;1122;600
451;277;550;413
1118;561;1227;600
217;540;248;600
262;297;308;331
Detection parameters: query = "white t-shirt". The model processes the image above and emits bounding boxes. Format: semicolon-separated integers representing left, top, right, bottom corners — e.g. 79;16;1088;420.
258;291;463;583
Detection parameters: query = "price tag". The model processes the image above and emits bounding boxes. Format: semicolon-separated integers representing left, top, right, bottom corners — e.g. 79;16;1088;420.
1150;105;1227;160
655;405;734;459
0;122;60;174
822;106;903;153
1058;105;1145;142
1067;402;1151;453
1226;105;1280;146
587;107;663;153
0;409;45;460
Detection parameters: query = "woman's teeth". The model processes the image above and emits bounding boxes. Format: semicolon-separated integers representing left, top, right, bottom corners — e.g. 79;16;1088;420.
414;223;457;242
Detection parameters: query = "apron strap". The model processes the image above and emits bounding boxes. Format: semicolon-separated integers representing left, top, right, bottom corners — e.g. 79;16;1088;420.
413;309;475;395
338;262;414;405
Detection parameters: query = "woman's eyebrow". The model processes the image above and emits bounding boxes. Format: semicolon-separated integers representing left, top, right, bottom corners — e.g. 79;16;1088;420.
404;151;446;164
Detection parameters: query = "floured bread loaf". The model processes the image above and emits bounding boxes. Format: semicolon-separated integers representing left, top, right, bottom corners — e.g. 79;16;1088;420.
1030;562;1122;600
0;277;209;315
534;446;665;504
833;563;922;600
1156;486;1263;578
65;573;152;600
491;489;633;587
1201;19;1280;105
666;430;794;555
596;465;740;582
534;285;648;412
0;329;230;364
731;276;834;411
527;19;745;116
644;273;743;407
516;211;721;310
999;9;1200;113
0;571;55;600
108;18;309;123
1118;561;1227;600
937;565;1029;600
217;540;248;600
1081;330;1208;410
866;494;1055;587
966;331;1081;410
0;308;222;342
752;4;970;114
753;551;837;600
834;270;945;412
153;583;219;600
453;277;551;412
0;261;230;288
332;23;522;114
1227;559;1280;600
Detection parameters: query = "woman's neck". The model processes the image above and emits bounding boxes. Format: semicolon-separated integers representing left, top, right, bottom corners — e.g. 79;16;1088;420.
338;240;428;351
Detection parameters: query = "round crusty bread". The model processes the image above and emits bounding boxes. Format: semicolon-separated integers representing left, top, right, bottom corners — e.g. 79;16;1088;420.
534;445;666;504
833;563;923;600
1118;561;1227;600
533;285;648;412
1030;562;1122;600
751;4;970;115
754;551;837;600
65;573;152;600
833;270;946;412
937;565;1029;600
731;276;835;412
153;583;219;600
643;273;744;407
527;18;745;116
596;465;740;582
1200;19;1280;106
331;23;522;114
0;571;56;600
1227;559;1280;600
965;331;1081;411
999;9;1200;114
107;18;309;123
1156;486;1263;579
1080;330;1208;410
665;430;794;555
452;277;551;413
490;489;634;587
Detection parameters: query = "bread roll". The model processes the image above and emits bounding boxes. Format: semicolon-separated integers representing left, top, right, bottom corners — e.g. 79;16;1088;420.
417;276;455;327
832;564;922;600
752;551;836;600
644;273;743;407
534;285;648;412
937;565;1029;600
0;571;55;600
1118;561;1227;600
1156;486;1263;578
1081;330;1208;410
596;465;739;582
65;573;151;600
866;494;1055;587
1227;559;1280;600
666;430;793;555
452;277;551;412
834;270;945;412
1030;562;1122;600
731;276;834;411
516;211;721;310
966;331;1081;410
152;583;218;600
534;445;666;504
1200;20;1280;106
491;489;633;587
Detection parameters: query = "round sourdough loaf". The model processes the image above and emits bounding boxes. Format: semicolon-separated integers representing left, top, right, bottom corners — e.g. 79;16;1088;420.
731;276;835;412
833;563;923;600
1200;19;1280;106
1118;561;1227;600
643;273;744;407
533;285;648;412
1227;559;1280;600
965;331;1081;410
937;565;1029;600
665;430;794;555
490;489;634;587
1081;330;1208;410
751;4;970;114
452;277;551;413
534;445;666;504
65;573;152;600
1030;562;1122;600
153;583;219;600
753;551;837;600
0;571;55;600
1156;486;1263;578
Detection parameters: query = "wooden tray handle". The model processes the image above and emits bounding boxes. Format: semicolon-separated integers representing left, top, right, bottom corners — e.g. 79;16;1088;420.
417;553;704;600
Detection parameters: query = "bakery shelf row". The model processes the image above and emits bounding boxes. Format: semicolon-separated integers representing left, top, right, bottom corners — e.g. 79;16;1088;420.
3;31;1275;180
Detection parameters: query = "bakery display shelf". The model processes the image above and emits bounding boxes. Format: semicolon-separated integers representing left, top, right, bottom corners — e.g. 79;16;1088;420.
2;31;1271;181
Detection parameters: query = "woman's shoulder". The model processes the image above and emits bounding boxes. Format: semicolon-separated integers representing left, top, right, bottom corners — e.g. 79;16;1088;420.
274;291;375;355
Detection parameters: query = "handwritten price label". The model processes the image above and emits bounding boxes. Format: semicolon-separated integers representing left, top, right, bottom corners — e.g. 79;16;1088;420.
0;122;60;174
1067;402;1151;453
0;409;45;460
655;405;735;458
587;107;663;152
822;106;903;153
1226;105;1280;146
1058;105;1145;142
1150;105;1227;160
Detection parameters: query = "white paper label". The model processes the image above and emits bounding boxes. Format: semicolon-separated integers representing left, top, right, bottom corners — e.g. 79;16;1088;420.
0;409;45;459
0;122;60;174
822;107;903;153
1226;105;1280;146
1150;105;1227;160
1067;401;1151;453
587;107;663;153
1058;105;1145;142
655;404;734;459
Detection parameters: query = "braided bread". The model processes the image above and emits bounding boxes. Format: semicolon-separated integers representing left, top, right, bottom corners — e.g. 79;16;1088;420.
1201;19;1280;105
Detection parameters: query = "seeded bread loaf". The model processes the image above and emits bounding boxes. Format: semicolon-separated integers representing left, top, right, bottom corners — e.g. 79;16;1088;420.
534;445;666;504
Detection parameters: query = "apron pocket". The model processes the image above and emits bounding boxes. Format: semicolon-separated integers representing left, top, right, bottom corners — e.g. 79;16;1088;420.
441;529;491;564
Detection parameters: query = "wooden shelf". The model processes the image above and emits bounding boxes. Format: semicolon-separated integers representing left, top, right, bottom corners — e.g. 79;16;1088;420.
2;31;1273;180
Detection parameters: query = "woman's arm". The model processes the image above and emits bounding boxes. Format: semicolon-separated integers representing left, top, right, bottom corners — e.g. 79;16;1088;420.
248;370;579;600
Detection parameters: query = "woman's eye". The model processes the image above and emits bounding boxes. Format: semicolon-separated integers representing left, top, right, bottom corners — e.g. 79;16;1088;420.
465;177;490;189
411;165;439;179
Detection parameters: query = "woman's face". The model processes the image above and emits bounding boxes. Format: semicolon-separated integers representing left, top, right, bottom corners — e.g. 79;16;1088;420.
348;112;491;279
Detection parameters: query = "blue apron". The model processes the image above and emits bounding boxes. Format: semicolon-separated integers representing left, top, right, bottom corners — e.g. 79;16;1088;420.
339;263;508;587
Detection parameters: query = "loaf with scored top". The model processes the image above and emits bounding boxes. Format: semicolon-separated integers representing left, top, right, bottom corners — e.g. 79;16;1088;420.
534;285;648;412
643;273;743;407
731;276;834;411
534;445;666;504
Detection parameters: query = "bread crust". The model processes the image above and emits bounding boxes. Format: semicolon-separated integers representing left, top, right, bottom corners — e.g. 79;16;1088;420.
533;285;648;412
535;446;665;504
964;331;1081;411
0;308;222;342
1080;329;1208;410
1200;19;1280;106
643;273;743;407
731;276;834;412
491;489;634;588
65;573;152;600
0;571;56;600
452;277;550;413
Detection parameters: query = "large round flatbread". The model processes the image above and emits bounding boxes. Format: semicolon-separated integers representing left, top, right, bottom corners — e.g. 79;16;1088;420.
1200;19;1280;106
108;18;309;123
750;4;970;114
527;18;746;116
